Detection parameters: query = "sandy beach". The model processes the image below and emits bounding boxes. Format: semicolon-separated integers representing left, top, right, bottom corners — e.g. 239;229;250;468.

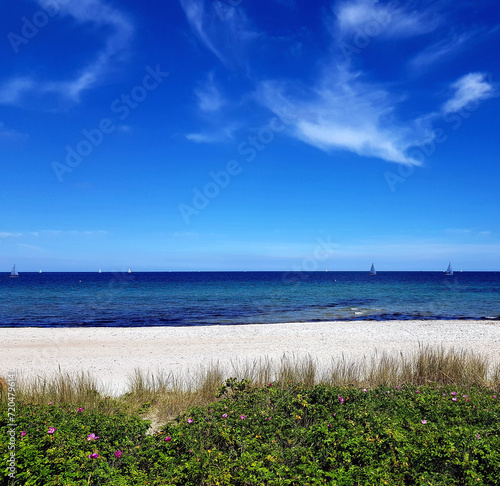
1;320;499;394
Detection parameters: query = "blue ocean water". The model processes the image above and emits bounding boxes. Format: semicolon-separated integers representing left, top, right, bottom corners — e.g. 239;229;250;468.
0;272;499;327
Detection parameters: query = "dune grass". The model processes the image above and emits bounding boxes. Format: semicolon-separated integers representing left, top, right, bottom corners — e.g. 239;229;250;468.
1;345;498;426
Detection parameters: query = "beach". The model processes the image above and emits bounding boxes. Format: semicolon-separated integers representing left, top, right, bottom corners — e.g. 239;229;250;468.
2;320;499;394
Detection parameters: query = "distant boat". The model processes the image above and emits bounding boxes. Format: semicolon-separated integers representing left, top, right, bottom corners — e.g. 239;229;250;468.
128;268;132;274
9;265;19;278
445;262;453;276
98;269;102;274
369;263;376;275
39;269;42;274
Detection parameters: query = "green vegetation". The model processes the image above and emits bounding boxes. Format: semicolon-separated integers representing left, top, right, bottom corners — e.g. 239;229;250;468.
1;348;499;485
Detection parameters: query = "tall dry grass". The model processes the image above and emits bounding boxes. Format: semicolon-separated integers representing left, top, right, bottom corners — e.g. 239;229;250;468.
0;370;120;412
2;345;498;429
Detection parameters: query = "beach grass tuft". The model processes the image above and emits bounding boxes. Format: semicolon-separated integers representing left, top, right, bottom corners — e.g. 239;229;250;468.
1;345;497;418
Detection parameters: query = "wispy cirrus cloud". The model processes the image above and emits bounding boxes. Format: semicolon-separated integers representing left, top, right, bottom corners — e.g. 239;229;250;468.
333;0;440;39
180;1;259;142
186;124;238;143
442;73;496;114
257;69;423;165
408;33;471;72
186;71;238;142
180;0;496;166
182;0;225;62
194;72;226;113
0;78;36;106
255;2;496;165
271;70;496;164
179;0;259;68
0;121;28;140
0;0;133;107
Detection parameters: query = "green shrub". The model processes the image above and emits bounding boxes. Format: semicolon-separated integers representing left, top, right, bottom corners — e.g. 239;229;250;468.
3;382;498;485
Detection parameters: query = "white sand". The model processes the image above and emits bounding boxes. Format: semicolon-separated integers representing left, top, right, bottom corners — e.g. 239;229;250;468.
1;320;499;394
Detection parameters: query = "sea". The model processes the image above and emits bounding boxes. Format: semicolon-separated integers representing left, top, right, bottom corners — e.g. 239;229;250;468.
1;271;499;327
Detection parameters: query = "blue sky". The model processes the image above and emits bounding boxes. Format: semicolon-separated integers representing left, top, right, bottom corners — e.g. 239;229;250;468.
1;0;499;271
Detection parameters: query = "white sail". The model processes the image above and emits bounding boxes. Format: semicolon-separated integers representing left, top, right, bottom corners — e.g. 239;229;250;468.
128;268;131;273
39;269;42;273
445;262;453;275
10;265;19;277
98;268;102;273
369;263;376;275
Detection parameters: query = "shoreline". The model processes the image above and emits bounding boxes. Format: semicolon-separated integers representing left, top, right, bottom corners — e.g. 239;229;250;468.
1;320;499;394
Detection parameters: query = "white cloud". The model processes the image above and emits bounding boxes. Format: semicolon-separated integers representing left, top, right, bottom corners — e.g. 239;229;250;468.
195;72;225;113
0;232;23;238
0;122;27;140
186;124;237;143
258;68;424;165
0;79;36;106
333;0;439;39
409;34;470;71
180;1;260;143
179;0;259;67
186;132;217;143
185;72;236;142
40;0;133;101
0;0;133;106
442;73;495;114
254;6;496;165
180;0;496;165
181;0;225;62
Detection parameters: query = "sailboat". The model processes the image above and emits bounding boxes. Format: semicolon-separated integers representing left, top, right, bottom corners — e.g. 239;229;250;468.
369;263;376;276
127;268;132;274
445;262;453;276
9;265;19;278
98;268;102;274
39;269;42;274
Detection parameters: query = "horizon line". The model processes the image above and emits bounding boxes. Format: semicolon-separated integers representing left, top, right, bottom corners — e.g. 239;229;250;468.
3;270;498;273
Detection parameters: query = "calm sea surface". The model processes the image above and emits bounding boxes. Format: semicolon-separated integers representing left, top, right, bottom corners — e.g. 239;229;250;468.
0;272;499;327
